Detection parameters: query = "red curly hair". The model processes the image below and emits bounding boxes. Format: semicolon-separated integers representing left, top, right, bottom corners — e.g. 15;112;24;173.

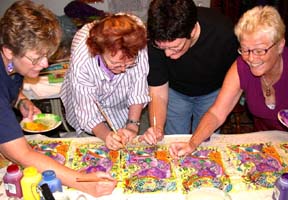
86;14;147;59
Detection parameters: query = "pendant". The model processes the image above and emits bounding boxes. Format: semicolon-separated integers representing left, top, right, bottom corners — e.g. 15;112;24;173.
266;103;275;110
265;87;271;97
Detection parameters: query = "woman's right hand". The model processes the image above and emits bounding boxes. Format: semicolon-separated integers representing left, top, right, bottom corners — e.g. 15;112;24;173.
77;171;117;197
138;126;164;145
105;131;125;150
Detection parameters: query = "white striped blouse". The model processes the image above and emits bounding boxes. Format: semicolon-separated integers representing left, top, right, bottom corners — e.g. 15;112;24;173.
60;22;150;135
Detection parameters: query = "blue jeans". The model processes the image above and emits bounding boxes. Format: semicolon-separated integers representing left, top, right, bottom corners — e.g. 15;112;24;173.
165;88;220;135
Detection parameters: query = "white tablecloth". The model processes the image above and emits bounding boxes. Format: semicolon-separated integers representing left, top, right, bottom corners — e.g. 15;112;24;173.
23;76;62;100
1;131;288;200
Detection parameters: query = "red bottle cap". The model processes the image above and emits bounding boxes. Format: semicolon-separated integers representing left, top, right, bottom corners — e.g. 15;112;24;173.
7;164;20;173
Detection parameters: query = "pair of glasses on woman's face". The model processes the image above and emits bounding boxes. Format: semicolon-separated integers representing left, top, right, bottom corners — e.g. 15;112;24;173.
102;54;138;70
24;55;49;65
237;42;277;57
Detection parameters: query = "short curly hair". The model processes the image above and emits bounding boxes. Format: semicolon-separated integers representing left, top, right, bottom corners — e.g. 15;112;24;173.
0;0;62;57
234;6;285;43
86;14;147;59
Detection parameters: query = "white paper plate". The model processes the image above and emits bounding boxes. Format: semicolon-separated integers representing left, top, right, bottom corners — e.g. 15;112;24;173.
186;187;232;200
20;113;62;133
278;109;288;128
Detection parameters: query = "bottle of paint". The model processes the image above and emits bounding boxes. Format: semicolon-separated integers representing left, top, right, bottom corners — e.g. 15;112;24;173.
20;166;42;200
273;173;288;200
3;164;23;198
39;170;62;193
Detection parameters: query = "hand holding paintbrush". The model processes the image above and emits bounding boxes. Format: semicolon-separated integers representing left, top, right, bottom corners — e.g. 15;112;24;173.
95;100;128;151
95;101;118;134
138;93;163;145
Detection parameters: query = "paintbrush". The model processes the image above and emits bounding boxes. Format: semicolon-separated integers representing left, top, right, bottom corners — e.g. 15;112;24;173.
94;100;128;150
95;101;118;134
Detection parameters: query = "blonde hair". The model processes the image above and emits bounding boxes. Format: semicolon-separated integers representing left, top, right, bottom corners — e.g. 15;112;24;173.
234;6;285;43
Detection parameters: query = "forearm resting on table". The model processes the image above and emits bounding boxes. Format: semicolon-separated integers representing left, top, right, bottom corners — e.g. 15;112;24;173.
189;110;222;148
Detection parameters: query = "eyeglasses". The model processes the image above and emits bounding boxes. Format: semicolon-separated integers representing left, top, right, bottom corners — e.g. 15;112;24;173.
237;42;277;56
102;54;138;70
24;55;48;65
152;39;187;53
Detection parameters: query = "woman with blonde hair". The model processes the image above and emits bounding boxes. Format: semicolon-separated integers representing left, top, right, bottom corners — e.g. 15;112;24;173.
169;6;288;158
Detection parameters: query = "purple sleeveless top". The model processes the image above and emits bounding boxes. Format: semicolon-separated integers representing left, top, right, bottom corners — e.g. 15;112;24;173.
237;47;288;131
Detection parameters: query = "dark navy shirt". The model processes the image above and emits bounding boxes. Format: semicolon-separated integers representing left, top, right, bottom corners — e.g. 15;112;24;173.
0;56;24;143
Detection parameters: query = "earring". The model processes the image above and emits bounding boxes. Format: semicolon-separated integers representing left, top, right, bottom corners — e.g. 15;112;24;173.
7;62;14;73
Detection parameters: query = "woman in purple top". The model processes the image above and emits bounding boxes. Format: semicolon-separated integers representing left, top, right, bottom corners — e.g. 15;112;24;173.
169;5;288;158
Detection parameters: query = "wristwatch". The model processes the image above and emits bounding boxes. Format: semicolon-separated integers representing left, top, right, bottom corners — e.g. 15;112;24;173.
126;119;141;126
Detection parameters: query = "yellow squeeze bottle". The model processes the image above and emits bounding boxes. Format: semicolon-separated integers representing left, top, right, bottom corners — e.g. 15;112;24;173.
20;166;42;200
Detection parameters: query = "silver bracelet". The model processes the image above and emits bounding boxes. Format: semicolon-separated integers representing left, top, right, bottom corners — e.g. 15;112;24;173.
126;119;141;126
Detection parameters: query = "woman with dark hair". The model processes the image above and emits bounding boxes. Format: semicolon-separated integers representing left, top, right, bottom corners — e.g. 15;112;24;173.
141;0;238;145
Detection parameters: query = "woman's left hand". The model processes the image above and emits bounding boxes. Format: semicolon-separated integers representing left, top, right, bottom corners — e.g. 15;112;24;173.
19;99;41;119
117;128;137;145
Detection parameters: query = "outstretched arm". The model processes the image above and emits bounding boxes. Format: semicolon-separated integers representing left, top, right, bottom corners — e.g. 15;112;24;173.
0;137;117;197
170;61;243;157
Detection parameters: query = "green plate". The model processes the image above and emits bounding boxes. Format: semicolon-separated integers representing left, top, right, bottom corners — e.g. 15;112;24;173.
20;113;62;133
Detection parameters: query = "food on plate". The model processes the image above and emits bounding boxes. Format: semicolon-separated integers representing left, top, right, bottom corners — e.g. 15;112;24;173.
24;121;48;131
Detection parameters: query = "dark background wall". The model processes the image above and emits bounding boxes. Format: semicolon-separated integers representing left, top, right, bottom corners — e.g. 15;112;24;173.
210;0;288;45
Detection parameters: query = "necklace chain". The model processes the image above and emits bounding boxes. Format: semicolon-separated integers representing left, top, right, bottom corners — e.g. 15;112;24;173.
262;76;272;97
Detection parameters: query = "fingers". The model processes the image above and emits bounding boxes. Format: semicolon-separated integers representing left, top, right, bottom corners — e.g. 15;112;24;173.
33;106;42;115
139;127;159;145
95;171;115;180
27;104;35;119
117;128;135;144
169;142;189;158
169;144;179;159
152;127;164;142
108;141;122;150
106;132;123;150
95;182;116;196
139;132;157;145
156;131;164;141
